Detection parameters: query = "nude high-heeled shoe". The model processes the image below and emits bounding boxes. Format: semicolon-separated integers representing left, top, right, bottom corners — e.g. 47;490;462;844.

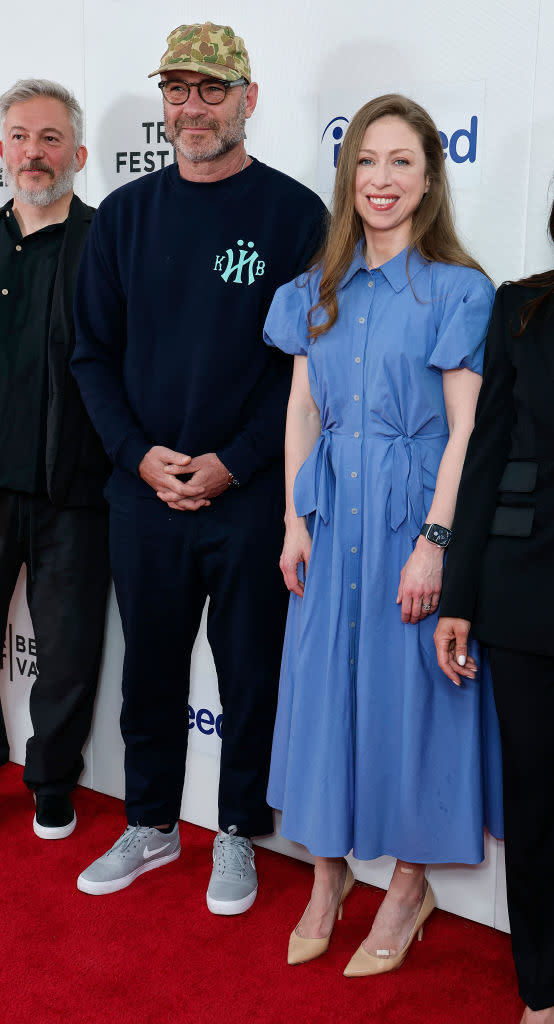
343;879;434;977
288;861;355;965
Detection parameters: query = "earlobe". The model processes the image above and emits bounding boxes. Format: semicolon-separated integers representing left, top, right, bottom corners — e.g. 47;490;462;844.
244;82;258;119
75;145;88;172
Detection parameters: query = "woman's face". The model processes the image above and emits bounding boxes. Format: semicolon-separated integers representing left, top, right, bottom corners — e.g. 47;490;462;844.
354;115;430;252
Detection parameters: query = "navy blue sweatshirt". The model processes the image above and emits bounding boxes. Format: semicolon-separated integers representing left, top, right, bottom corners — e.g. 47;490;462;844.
72;159;327;497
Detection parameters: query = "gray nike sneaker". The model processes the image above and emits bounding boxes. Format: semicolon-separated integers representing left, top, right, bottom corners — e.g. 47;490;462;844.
206;827;258;915
77;823;180;895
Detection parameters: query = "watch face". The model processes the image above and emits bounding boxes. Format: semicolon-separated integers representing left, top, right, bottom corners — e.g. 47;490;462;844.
427;524;451;547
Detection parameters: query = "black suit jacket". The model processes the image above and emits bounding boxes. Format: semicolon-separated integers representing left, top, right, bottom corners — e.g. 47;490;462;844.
1;194;110;507
441;281;554;656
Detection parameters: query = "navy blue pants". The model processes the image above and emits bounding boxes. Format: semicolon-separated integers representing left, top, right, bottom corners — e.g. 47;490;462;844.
109;468;288;836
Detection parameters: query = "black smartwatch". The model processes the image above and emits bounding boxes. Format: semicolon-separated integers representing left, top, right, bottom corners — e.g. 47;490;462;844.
419;523;452;548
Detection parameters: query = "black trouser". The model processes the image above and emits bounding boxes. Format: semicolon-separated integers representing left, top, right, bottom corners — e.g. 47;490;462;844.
109;472;288;836
0;491;109;794
488;646;554;1011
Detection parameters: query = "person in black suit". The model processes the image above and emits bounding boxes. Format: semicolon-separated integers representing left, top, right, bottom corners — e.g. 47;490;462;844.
0;79;110;839
435;199;554;1024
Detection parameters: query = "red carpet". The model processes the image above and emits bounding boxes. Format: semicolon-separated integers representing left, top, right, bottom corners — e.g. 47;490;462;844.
0;762;521;1024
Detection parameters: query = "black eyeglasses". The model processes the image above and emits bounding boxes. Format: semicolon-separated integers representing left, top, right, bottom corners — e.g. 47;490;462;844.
158;78;247;105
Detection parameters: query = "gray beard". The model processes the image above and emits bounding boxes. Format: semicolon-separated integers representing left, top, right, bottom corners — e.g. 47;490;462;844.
5;159;76;207
166;94;247;164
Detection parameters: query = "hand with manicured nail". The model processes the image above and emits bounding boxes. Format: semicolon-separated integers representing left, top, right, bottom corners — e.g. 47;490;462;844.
433;617;477;686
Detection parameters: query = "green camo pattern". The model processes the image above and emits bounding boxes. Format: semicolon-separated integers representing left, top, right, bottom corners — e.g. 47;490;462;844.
149;22;251;81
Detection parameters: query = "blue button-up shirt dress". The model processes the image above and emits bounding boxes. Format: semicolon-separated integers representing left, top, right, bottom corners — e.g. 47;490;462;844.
264;243;503;863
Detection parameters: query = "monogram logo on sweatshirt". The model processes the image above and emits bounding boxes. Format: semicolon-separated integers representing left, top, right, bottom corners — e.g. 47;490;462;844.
213;239;266;285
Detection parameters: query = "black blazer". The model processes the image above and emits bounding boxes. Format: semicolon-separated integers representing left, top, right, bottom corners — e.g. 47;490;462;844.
441;281;554;656
1;194;110;508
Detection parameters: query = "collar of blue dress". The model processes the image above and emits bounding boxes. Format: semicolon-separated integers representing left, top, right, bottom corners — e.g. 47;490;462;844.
338;240;428;294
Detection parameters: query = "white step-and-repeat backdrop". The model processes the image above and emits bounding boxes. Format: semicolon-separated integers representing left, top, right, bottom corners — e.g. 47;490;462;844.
2;0;554;932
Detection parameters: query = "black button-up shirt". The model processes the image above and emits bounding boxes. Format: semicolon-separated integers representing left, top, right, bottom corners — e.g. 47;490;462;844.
0;204;65;493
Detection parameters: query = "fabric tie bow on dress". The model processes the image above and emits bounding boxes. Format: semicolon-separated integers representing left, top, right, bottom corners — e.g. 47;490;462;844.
293;430;334;524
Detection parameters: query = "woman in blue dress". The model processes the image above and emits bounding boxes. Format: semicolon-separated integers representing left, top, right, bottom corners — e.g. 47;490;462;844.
263;94;503;975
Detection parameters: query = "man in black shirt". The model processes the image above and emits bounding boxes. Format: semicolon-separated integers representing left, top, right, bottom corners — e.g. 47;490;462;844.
0;79;110;838
73;22;327;912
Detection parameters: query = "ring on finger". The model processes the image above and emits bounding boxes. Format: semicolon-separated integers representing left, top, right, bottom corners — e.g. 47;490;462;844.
422;601;432;612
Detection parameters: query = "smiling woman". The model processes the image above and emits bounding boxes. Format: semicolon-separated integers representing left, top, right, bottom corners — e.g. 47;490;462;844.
310;94;486;340
354;116;430;248
262;93;503;976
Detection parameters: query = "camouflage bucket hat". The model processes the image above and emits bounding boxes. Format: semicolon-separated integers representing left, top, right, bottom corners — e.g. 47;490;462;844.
148;22;251;82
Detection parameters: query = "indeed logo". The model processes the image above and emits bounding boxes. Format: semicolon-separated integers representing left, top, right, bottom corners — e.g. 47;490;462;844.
438;116;478;163
188;703;222;738
322;114;478;167
321;116;349;167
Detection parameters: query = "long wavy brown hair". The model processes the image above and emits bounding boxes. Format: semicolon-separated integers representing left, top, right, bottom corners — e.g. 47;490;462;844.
514;197;554;334
308;94;487;339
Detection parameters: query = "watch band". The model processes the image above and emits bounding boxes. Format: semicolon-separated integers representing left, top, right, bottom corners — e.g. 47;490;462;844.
420;522;452;548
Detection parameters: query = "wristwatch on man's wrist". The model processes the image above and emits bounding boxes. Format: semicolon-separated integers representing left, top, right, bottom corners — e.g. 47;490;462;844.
419;523;452;548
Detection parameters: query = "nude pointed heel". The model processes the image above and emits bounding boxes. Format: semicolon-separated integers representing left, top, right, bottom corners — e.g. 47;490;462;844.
288;861;355;965
343;880;434;977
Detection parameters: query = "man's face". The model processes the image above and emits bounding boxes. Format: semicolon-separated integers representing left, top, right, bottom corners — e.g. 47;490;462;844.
0;96;86;207
162;69;257;164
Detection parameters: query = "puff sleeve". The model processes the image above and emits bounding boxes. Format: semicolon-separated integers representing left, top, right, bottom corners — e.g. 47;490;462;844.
426;269;495;374
263;273;317;356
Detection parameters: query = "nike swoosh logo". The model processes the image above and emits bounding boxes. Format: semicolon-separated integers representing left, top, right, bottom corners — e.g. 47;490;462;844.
143;842;170;860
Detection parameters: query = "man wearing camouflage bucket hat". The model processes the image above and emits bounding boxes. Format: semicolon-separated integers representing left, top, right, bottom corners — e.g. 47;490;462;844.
72;21;327;915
